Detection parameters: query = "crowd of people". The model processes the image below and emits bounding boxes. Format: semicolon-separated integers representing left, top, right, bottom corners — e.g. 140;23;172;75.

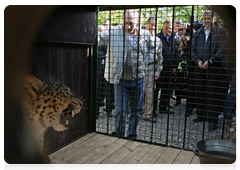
96;9;235;138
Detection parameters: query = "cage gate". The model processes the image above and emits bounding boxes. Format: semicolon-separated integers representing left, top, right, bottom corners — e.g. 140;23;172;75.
93;5;236;151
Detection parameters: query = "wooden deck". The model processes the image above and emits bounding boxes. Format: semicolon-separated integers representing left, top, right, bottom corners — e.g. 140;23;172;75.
49;132;200;164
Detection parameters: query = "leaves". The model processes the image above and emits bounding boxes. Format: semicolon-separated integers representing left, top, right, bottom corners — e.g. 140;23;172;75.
98;6;221;30
98;10;124;26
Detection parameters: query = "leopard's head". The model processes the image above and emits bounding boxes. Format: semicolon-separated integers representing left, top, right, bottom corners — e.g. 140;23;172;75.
23;75;83;131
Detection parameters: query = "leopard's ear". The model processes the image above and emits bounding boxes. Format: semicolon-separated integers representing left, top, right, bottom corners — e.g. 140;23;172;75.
23;75;44;94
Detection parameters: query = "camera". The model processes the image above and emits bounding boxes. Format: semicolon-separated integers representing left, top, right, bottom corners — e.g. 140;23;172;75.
186;21;204;35
192;21;204;30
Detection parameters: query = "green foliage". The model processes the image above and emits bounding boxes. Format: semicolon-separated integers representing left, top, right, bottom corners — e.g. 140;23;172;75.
136;8;157;26
98;6;220;31
98;10;124;26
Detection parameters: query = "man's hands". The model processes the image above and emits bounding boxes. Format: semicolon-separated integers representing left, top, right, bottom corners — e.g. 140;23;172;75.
198;60;208;69
203;61;208;69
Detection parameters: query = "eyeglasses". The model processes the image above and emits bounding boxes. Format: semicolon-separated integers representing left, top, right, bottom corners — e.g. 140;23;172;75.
176;22;182;25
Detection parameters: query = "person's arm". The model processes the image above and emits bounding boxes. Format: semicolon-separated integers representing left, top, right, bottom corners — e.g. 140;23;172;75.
141;33;147;65
203;27;227;69
191;31;203;69
172;39;178;73
142;30;151;66
209;27;228;63
155;37;163;79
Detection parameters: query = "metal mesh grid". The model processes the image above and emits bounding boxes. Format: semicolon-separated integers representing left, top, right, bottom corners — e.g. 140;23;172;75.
95;5;236;150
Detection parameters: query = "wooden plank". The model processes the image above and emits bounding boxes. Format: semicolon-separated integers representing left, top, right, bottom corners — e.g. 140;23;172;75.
83;138;129;164
155;147;180;164
66;134;117;163
102;140;141;164
49;132;97;160
49;133;199;164
120;143;154;164
187;156;202;170
138;145;167;164
173;150;195;164
50;133;106;163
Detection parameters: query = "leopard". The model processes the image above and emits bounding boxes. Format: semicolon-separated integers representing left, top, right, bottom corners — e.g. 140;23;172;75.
22;75;83;163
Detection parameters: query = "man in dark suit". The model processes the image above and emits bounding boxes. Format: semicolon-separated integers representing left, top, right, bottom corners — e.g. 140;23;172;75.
191;11;227;131
96;22;115;118
153;20;178;115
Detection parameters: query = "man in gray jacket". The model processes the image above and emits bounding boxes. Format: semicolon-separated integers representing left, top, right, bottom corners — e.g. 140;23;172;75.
98;9;147;138
142;17;163;123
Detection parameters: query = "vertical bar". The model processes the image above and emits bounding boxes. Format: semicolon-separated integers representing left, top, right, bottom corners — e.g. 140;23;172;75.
134;7;141;140
201;6;213;139
106;7;111;135
150;6;159;143
183;5;194;149
90;7;99;131
120;7;126;137
221;30;232;139
165;5;175;146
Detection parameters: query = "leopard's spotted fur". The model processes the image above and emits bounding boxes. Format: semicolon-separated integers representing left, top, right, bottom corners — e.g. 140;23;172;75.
22;75;83;163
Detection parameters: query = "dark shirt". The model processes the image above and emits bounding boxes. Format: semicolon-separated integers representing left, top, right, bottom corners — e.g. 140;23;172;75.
156;30;178;70
98;44;107;59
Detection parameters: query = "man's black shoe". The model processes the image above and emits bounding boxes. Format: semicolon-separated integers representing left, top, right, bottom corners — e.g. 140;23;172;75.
159;110;174;114
112;131;118;136
208;123;217;131
193;117;205;123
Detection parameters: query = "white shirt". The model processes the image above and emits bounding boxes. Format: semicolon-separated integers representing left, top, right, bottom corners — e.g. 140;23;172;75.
204;27;211;42
128;32;138;48
162;31;171;42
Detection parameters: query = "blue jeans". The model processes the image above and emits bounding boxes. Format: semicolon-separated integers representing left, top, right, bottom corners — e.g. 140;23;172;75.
113;77;145;138
224;71;236;117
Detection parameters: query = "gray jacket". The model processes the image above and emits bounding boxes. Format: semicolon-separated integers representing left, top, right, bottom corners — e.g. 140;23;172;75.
98;25;147;84
142;30;163;76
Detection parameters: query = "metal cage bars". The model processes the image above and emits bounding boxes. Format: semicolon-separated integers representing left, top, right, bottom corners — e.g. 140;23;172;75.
94;5;236;150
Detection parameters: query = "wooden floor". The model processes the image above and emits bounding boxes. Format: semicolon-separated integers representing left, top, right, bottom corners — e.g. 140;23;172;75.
49;132;200;164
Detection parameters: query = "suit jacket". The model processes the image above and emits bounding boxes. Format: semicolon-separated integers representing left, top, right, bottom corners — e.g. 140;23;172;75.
98;25;147;84
156;30;178;71
191;25;227;66
142;29;163;76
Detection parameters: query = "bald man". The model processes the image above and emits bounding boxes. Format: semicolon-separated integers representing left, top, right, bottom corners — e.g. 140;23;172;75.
98;9;148;139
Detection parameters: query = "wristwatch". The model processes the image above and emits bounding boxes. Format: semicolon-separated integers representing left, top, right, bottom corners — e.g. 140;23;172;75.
208;59;213;65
